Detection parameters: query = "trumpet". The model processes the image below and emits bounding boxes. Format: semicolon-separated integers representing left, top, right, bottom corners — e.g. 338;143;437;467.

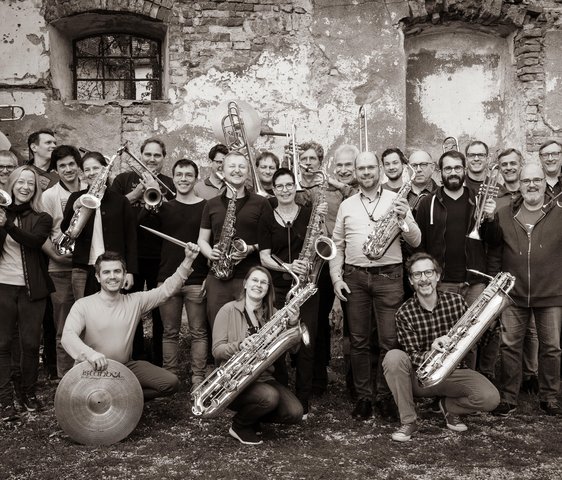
359;105;368;152
0;189;12;207
120;146;176;207
442;136;459;153
467;164;500;240
0;105;25;122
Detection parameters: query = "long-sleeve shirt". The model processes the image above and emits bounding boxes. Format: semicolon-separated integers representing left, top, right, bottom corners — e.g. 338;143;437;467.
62;262;192;364
329;188;421;283
396;291;467;369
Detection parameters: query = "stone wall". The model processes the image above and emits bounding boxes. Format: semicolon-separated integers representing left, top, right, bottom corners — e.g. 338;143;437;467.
0;0;560;174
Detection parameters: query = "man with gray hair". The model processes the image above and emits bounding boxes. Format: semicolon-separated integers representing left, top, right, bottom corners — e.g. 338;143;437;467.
407;150;437;216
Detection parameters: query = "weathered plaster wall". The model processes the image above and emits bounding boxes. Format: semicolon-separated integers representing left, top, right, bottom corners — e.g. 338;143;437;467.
405;28;515;160
0;0;559;173
544;30;562;132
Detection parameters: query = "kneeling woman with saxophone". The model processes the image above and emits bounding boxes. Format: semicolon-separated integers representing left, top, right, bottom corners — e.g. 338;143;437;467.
212;266;303;445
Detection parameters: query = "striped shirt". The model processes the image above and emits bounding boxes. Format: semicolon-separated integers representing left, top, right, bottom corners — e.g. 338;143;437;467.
396;291;467;369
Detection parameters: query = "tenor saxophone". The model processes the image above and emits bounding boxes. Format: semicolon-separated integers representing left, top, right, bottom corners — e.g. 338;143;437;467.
191;278;316;418
294;169;336;289
209;180;248;280
416;271;515;388
362;165;414;261
55;148;124;255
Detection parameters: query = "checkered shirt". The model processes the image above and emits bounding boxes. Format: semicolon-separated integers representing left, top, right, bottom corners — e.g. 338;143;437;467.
396;291;468;369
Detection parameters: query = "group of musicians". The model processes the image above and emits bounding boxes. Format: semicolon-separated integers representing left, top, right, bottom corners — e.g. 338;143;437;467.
0;129;561;446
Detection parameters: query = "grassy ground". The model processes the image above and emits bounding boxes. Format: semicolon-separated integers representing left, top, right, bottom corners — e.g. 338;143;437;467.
1;329;561;480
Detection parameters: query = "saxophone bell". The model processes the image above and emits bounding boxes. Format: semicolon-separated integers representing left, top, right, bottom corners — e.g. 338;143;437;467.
79;194;102;210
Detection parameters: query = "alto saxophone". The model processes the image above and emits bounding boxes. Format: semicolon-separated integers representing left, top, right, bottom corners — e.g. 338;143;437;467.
416;270;515;388
210;180;248;280
55;148;124;255
362;166;415;261
294;169;336;288
191;275;316;418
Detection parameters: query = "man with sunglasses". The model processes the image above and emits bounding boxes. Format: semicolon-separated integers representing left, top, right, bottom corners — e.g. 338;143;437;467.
383;252;499;442
484;163;562;416
537;140;562;199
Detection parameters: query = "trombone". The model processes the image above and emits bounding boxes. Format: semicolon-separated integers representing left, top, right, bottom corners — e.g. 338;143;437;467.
212;100;269;197
0;105;25;122
120;146;176;208
442;136;459;153
359;105;368;152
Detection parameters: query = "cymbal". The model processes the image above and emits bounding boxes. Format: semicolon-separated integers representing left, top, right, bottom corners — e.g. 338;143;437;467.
55;360;144;445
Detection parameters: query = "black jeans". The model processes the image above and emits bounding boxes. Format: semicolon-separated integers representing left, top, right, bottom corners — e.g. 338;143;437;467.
0;284;46;403
132;258;163;366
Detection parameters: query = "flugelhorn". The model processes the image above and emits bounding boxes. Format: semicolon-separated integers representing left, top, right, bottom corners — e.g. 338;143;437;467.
442;136;459;153
467;164;500;240
359;105;368;152
0;105;25;122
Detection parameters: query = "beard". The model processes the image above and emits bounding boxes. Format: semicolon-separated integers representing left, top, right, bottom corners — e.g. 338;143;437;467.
442;173;465;191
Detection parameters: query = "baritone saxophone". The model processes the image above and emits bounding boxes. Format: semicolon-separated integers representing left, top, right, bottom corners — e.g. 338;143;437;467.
416;271;515;388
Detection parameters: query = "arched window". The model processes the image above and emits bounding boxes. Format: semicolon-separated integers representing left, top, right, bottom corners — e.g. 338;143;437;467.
73;34;162;101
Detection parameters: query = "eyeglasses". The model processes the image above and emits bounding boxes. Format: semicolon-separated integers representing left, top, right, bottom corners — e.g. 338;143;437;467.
467;153;487;159
442;166;464;174
520;177;545;186
539;152;561;160
273;183;295;192
248;276;269;286
411;162;431;170
410;269;436;280
0;165;15;172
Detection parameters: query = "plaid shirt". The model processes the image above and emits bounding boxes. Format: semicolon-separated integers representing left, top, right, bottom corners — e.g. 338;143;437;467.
396;291;468;369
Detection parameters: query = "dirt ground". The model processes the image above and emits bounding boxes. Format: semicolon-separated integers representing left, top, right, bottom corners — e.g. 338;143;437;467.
2;333;562;480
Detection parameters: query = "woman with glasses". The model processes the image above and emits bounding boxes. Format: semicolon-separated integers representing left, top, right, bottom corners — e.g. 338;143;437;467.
212;266;303;445
258;167;326;418
0;166;54;420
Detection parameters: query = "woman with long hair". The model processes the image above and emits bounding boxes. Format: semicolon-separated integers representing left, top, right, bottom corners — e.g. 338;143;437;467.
212;265;303;445
0;166;54;420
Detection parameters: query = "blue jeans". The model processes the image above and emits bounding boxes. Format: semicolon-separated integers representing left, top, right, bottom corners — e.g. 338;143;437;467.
229;380;303;427
344;264;403;400
0;284;46;403
50;271;76;377
158;283;207;382
499;305;562;404
383;349;500;425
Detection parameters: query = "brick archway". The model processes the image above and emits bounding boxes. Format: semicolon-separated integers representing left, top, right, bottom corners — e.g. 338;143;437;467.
400;0;532;30
44;0;173;24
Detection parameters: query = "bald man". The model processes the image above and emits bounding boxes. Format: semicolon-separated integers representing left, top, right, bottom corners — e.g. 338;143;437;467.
330;151;421;420
407;150;437;215
484;163;562;417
